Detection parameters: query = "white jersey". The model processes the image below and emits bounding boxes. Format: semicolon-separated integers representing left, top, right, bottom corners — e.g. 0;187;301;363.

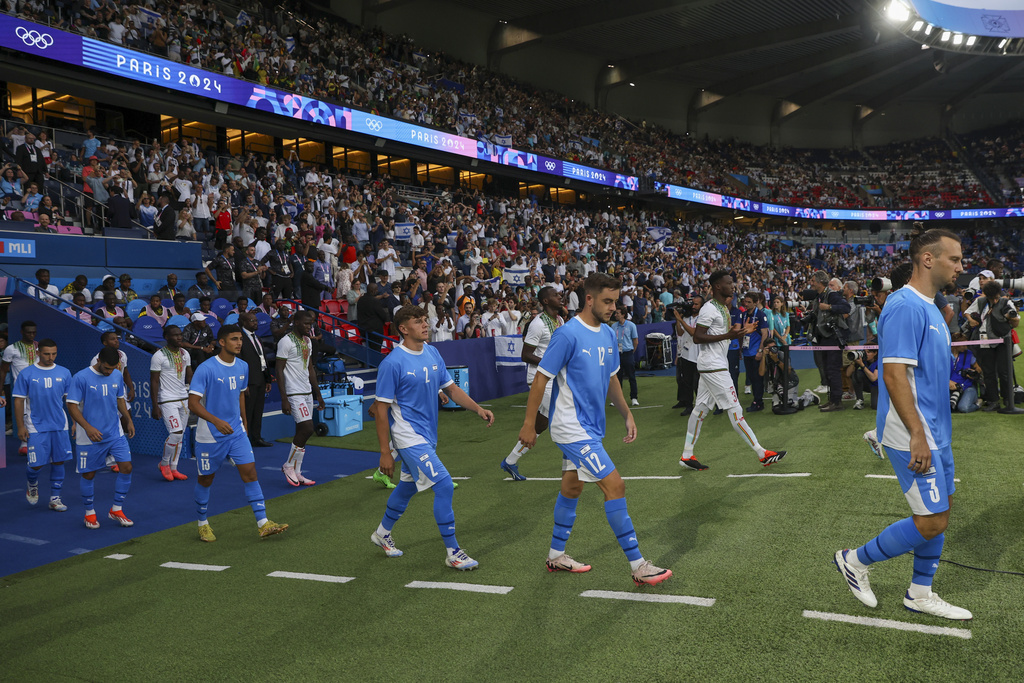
90;349;128;372
694;301;730;372
3;341;37;381
523;313;562;384
276;333;313;396
149;347;192;401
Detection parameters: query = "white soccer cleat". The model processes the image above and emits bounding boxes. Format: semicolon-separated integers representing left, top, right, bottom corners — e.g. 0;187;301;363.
48;497;68;512
282;464;301;487
546;553;592;573
834;549;877;608
813;385;828;394
631;398;640;406
371;532;403;557
26;484;39;506
863;430;883;459
904;591;973;620
631;560;672;586
445;548;479;570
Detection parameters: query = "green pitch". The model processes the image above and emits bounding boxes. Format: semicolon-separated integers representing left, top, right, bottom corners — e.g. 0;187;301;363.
4;367;1024;682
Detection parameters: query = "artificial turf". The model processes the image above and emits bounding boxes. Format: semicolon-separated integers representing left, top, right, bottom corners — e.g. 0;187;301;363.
3;365;1023;682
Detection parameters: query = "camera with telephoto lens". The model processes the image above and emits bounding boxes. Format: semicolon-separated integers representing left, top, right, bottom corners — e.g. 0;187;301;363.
667;301;696;319
845;350;866;362
949;383;963;411
853;296;874;306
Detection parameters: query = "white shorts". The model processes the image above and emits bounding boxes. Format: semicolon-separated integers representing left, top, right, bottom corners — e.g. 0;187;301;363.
695;370;740;411
287;394;314;424
159;399;189;433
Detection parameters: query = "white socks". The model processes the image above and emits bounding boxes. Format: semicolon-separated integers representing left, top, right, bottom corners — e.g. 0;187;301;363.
629;558;646;571
376;524;389;537
548;548;563;560
726;407;765;458
506;442;530;465
286;444;306;471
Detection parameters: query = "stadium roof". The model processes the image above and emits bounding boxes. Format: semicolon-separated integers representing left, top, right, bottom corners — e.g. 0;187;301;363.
448;0;1024;123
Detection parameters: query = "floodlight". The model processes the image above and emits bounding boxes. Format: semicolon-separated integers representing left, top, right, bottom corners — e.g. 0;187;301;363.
885;1;911;22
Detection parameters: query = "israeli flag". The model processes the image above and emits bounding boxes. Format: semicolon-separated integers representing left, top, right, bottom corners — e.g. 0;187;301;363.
663;245;678;254
285;37;296;53
646;226;672;243
138;7;161;27
236;10;251;27
494;134;513;146
495;335;525;367
503;267;529;286
495;106;504;118
393;222;414;241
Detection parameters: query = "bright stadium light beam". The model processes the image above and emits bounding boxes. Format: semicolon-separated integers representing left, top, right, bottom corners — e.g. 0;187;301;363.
966;36;977;46
953;33;963;45
911;20;924;31
998;38;1008;48
925;24;933;35
885;1;911;22
940;30;951;41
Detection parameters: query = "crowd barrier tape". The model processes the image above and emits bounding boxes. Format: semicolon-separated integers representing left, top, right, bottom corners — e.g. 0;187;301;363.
789;339;1004;352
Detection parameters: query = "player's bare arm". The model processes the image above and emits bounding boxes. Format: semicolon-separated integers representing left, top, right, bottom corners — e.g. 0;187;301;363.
444;384;493;425
518;372;550;448
188;393;233;435
883;362;930;474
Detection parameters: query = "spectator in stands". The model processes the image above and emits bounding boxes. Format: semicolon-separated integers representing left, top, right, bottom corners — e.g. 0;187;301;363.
29;268;60;304
265;239;294;298
60;275;92;304
140;294;169;326
35;213;52;233
96;291;125;322
170;294;192;318
301;261;331;309
237;244;266;303
195;297;219;322
1;165;23;204
462;311;484;339
346;281;362;323
175;207;196;240
158;273;182;298
107;185;138;228
67;292;93;322
188;271;216;299
21;183;42;213
154;193;177;240
181;313;215;368
137;193;157;227
357;282;390;350
14;132;46;189
206;245;239;299
36;195;63;225
80;130;101;160
213;200;232;249
117;274;137;303
312;250;334;299
271;304;294;340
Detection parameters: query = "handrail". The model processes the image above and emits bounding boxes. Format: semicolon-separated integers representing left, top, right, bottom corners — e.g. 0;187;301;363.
280;297;390;367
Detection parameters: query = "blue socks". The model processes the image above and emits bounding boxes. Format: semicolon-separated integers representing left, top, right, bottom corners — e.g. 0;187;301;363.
27;465;40;487
194;483;211;522
112;472;132;505
80;477;95;510
50;463;64;496
912;533;945;588
605;498;642;562
551;493;579;553
432;478;458;550
856;517;927;566
244;481;267;522
381;480;417;533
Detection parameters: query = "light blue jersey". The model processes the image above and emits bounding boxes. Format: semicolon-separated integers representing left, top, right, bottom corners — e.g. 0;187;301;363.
376;344;454;449
13;363;72;433
538;317;619;444
67;366;126;445
190;355;249;443
877;285;952;451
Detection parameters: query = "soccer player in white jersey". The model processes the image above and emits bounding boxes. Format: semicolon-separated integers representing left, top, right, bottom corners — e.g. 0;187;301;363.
518;273;671;586
834;227;973;620
0;320;39;456
151;325;193;482
501;286;564;480
189;325;287;542
67;347;136;529
370;305;494;570
678;270;787;471
14;339;72;512
277;310;325;486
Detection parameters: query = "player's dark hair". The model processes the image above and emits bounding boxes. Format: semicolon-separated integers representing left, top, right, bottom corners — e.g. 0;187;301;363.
393;305;426;334
98;346;119;366
37;338;57;351
708;270;730;288
35;268;49;278
100;331;118;344
21;320;36;330
199;296;211;304
538;286;555;303
163;325;180;338
218;324;241;340
583;272;620;295
909;222;959;265
236;296;247;304
982;281;1002;299
294;309;314;322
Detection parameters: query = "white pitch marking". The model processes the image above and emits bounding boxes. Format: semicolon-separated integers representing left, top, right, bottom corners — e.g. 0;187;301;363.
0;488;24;496
802;610;971;639
0;533;49;546
503;476;682;481
727;473;812;478
406;581;513;594
366;476;471;480
161;561;230;572
865;474;960;482
580;590;715;607
105;553;132;560
68;548;92;555
334;474;349;478
267;571;355;584
624;405;665;410
261;466;280;471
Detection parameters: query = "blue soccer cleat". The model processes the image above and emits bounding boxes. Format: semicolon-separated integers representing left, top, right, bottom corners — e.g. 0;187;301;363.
500;459;526;481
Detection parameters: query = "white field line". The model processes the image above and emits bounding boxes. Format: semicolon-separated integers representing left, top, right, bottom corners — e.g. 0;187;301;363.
580;590;715;607
865;474;960;482
0;533;49;545
802;610;971;639
503;476;682;481
267;571;355;584
105;554;132;560
68;548;91;555
160;561;230;571
405;580;513;594
727;473;812;478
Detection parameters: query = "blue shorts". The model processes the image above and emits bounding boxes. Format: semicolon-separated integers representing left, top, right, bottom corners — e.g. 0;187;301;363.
885;444;955;515
195;434;256;475
556;439;616;483
396;444;450;492
75;436;131;474
27;431;73;467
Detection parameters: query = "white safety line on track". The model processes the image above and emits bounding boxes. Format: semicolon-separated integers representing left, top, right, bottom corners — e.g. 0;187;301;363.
161;561;230;571
405;580;513;594
580;590;715;606
802;610;971;639
105;554;132;560
865;474;960;482
503;476;682;481
727;473;812;478
267;571;355;583
68;548;91;555
0;488;24;496
0;533;49;545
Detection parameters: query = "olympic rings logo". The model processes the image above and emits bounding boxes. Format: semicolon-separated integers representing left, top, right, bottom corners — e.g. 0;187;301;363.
16;26;54;49
544;161;556;171
365;118;383;132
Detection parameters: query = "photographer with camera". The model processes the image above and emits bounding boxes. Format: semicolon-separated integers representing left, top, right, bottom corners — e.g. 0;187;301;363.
803;270;851;411
949;333;983;414
672;296;703;416
964;280;1019;412
842;281;868;401
848;349;879;410
740;292;769;412
759;338;819;414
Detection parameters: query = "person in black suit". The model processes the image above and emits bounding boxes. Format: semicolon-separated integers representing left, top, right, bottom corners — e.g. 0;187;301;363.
14;132;47;188
239;311;273;447
154;193;177;240
107;186;138;228
301;261;331;309
357;282;390;351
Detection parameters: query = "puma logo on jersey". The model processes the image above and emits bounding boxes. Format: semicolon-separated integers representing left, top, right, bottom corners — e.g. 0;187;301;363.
581;348;592;356
929;325;940;334
407;371;417;377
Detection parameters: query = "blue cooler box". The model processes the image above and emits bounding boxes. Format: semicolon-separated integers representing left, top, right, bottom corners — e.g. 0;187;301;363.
442;366;470;410
321;395;363;435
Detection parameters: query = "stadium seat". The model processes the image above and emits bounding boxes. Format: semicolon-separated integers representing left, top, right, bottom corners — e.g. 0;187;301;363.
206;317;221;338
161;298;173;309
255;312;272;337
133;316;164;348
166;314;190;330
211;297;232;319
339;299;349;319
185;297;200;311
223;312;239;325
322;299;342;317
125;299;147;320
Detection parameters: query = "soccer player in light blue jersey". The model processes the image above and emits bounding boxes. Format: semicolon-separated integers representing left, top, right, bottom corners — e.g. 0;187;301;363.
834;226;972;620
370;305;494;570
13;339;72;512
188;324;287;542
67;347;135;529
519;272;672;586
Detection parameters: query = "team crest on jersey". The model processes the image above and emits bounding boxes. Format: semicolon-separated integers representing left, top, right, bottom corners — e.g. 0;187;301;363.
580;444;591;455
419;453;430;462
432;365;438;371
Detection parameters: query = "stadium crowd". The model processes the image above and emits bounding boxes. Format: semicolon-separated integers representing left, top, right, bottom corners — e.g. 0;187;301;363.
2;0;1013;211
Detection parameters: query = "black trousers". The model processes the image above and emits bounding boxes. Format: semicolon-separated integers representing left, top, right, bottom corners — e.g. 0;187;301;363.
822;346;843;405
246;383;266;443
271;274;293;299
742;355;764;406
727;349;741;394
813;350;827;385
617;349;638;400
977;341;1013;405
851;368;879;408
676;357;698;407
